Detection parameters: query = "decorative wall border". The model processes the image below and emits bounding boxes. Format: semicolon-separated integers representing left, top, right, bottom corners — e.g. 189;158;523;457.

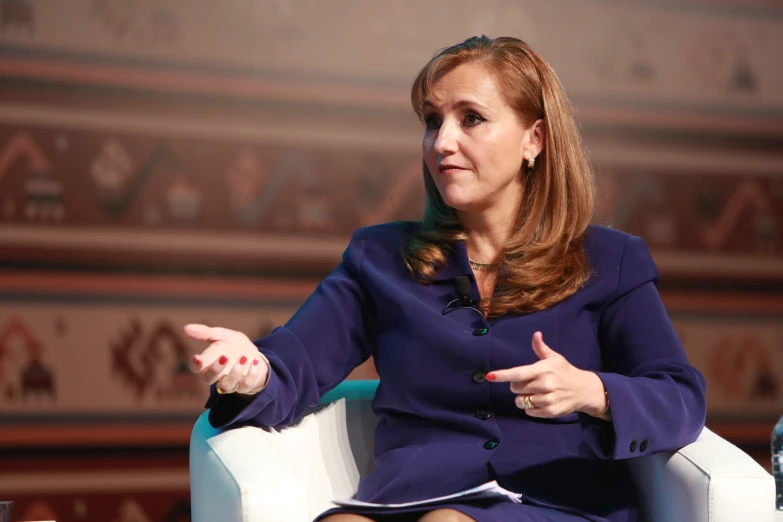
0;112;779;279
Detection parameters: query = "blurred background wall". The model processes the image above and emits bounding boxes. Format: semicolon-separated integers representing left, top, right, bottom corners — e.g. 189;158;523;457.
0;0;781;520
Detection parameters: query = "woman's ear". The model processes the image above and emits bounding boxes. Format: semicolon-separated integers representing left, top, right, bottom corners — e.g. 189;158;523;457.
524;118;546;160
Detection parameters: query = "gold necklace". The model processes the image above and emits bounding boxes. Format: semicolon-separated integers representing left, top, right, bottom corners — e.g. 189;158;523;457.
468;258;503;271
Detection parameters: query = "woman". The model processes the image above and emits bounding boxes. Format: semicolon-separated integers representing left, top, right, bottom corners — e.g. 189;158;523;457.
186;36;707;522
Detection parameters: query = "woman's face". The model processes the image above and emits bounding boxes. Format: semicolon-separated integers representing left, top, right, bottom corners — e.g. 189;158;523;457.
422;62;542;214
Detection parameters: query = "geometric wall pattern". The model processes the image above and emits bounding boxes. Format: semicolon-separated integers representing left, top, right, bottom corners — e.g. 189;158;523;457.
0;124;780;276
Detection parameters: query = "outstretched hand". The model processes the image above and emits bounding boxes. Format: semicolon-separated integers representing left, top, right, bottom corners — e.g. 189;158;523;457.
184;324;269;395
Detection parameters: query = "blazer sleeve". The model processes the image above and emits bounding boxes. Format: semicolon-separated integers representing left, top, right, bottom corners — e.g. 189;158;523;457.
579;235;707;460
205;227;376;429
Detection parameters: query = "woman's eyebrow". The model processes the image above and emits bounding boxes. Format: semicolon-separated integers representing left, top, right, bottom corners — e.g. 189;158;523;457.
422;99;490;111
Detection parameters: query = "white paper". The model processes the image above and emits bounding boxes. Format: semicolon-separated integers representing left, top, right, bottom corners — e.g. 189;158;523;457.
332;480;522;509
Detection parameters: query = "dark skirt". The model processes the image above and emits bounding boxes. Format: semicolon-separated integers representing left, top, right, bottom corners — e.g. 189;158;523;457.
315;498;591;521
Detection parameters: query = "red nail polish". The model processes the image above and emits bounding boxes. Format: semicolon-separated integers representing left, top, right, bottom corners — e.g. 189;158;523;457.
239;356;247;365
192;355;200;365
253;359;259;366
218;355;228;365
486;373;496;381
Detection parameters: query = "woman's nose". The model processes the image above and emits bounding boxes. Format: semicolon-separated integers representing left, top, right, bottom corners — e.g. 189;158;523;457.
432;119;459;155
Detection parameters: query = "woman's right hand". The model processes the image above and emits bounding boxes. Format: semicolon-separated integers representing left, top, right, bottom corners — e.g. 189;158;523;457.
184;323;270;395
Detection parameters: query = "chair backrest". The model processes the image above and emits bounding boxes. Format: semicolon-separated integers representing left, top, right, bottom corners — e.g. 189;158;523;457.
314;379;380;478
319;379;380;405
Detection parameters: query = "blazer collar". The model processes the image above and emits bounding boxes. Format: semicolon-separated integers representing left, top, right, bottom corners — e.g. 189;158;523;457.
432;240;474;281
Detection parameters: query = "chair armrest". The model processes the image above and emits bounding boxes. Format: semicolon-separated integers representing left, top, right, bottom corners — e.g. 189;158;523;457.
629;427;774;522
190;395;378;522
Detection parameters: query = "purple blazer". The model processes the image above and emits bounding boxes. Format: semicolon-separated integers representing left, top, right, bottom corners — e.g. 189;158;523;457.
207;222;707;522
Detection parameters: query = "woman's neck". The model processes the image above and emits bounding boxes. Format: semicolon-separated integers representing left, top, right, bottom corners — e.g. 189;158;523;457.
458;206;516;264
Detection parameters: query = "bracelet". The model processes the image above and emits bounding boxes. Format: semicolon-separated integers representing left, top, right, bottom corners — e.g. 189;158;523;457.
598;389;610;417
244;351;272;395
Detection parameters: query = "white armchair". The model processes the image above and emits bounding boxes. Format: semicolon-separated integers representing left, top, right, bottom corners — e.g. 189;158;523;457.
190;380;775;522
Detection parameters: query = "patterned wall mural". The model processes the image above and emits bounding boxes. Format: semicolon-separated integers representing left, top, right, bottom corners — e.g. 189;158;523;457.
0;123;424;273
0;120;780;275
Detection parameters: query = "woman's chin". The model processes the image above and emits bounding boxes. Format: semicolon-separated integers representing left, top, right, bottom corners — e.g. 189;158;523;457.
440;195;482;213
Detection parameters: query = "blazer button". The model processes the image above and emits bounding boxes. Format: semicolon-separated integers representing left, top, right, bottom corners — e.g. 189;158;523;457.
483;440;499;450
472;371;487;384
475;410;491;420
640;440;649;452
629;440;638;452
472;327;489;336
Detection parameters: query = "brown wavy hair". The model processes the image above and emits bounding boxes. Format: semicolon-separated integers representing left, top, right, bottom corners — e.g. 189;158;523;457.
402;35;596;317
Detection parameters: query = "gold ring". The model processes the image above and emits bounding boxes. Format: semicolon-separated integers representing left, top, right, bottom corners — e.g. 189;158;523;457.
521;395;535;409
216;381;239;395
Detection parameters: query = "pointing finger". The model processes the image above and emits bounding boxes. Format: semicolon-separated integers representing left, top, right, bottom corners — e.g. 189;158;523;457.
487;363;542;383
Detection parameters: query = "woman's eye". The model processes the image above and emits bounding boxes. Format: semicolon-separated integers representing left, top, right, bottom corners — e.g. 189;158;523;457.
423;112;483;130
464;112;485;126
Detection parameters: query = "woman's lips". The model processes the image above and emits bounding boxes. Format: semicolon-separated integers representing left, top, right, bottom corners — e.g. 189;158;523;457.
438;166;467;175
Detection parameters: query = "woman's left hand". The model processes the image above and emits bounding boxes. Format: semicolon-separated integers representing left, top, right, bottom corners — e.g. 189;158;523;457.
486;331;607;418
